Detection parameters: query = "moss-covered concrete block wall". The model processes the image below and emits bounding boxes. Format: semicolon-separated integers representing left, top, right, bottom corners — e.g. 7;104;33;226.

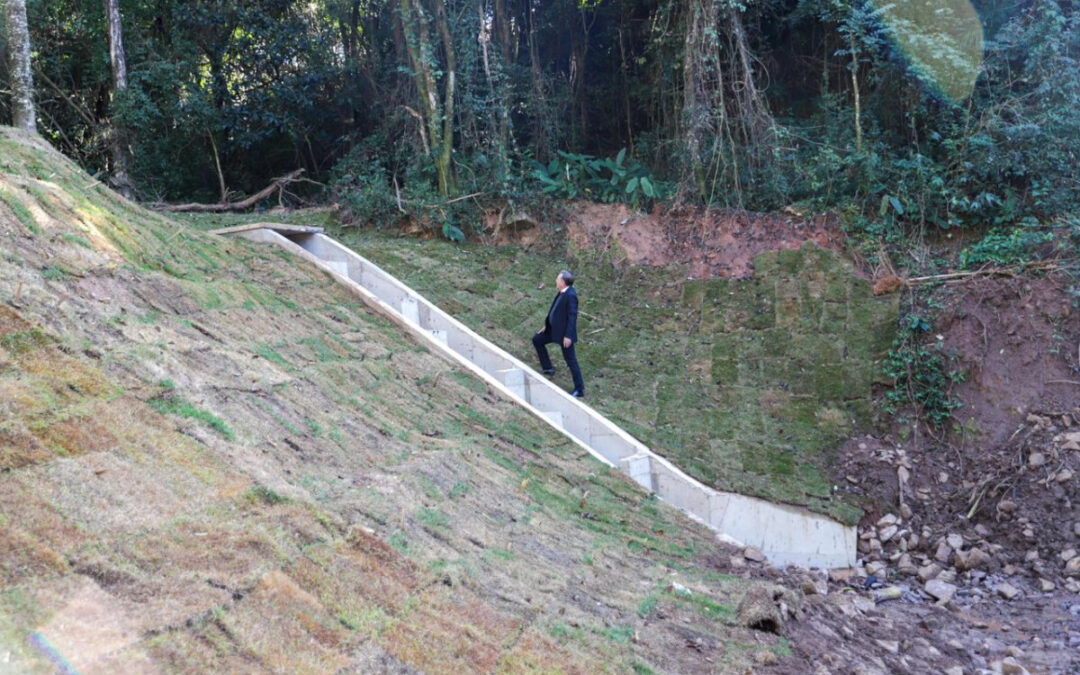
679;245;897;517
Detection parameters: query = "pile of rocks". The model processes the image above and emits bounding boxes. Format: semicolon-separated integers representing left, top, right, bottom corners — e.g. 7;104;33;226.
848;422;1080;606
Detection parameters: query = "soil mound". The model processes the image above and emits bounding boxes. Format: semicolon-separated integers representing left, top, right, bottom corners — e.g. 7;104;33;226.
940;276;1080;446
561;202;847;279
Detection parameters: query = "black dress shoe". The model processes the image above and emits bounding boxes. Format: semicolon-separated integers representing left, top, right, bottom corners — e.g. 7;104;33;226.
542;369;555;376
571;390;584;398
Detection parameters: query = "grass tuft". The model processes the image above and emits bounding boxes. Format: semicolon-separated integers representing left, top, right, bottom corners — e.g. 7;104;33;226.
244;485;289;505
0;186;40;234
148;391;235;441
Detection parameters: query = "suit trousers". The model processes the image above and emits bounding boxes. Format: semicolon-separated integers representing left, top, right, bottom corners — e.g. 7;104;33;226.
532;332;584;393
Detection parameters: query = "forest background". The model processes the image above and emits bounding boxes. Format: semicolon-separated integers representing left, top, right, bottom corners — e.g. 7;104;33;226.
1;0;1078;250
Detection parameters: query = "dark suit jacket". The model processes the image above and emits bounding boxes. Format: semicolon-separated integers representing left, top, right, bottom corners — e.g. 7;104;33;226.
544;287;579;343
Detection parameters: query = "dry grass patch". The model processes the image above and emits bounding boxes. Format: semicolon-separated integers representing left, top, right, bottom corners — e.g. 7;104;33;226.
141;620;262;674
0;427;52;470
0;525;69;585
32;414;119;457
26;576;156;674
340;529;424;610
214;570;352;674
0;305;32;337
495;629;595;674
284;535;422;637
381;589;522;674
156;526;285;591
94;400;237;489
0;378;57;421
0;486;86;585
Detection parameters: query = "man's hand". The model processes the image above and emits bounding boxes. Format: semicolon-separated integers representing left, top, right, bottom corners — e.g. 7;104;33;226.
562;337;572;348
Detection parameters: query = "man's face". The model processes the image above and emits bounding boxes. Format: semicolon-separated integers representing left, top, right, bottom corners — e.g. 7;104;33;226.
555;273;566;291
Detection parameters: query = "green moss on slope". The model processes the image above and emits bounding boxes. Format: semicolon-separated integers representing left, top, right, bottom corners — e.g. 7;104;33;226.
339;230;897;524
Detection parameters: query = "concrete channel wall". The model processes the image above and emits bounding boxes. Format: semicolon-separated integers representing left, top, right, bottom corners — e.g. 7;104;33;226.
220;224;857;569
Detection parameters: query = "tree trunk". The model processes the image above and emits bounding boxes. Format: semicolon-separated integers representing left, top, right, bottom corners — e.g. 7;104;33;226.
208;50;229;111
433;0;456;197
680;0;775;205
106;0;134;197
399;0;439;151
526;2;547;158
350;0;361;60
728;9;774;151
493;0;511;63
106;0;128;90
5;0;37;133
399;0;455;197
681;0;720;198
479;1;509;176
618;24;633;154
848;29;863;154
570;7;596;148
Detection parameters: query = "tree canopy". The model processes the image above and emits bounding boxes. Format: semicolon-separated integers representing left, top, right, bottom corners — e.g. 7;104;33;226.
2;0;1077;238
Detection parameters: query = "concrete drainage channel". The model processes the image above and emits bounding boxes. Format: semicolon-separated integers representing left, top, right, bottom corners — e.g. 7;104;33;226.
214;223;857;569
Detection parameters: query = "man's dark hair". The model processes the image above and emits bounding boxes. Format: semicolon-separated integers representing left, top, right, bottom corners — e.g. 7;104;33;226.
560;270;575;286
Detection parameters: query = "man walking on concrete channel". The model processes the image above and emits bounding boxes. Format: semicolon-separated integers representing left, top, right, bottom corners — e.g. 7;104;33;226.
533;270;585;398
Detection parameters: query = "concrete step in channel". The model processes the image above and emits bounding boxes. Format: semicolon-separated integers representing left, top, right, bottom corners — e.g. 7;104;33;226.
217;224;857;570
540;411;563;429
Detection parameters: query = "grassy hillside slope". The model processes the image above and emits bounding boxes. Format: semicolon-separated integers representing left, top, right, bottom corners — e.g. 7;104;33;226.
0;128;795;673
328;230;896;524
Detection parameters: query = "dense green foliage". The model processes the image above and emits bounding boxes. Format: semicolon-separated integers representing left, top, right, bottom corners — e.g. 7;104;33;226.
880;313;964;427
1;0;1078;237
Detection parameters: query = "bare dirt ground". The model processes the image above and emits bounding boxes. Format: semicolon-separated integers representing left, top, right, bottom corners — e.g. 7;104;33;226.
494;201;848;279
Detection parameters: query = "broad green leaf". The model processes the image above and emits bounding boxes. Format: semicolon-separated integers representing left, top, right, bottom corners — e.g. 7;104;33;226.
442;224;465;243
641;177;655;198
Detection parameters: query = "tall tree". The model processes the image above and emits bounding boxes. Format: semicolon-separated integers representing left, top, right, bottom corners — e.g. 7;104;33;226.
105;0;133;196
680;0;775;205
5;0;37;133
399;0;457;197
106;0;127;91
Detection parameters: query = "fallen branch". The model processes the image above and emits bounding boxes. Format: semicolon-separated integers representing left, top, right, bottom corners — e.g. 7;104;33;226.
873;261;1065;295
393;176;406;214
444;191;484;205
156;169;305;213
34;67;97;128
208;132;227;203
966;479;990;520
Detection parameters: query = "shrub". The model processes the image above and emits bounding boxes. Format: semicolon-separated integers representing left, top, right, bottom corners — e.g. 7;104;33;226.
881;314;964;428
532;149;665;210
958;226;1054;269
330;153;401;228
